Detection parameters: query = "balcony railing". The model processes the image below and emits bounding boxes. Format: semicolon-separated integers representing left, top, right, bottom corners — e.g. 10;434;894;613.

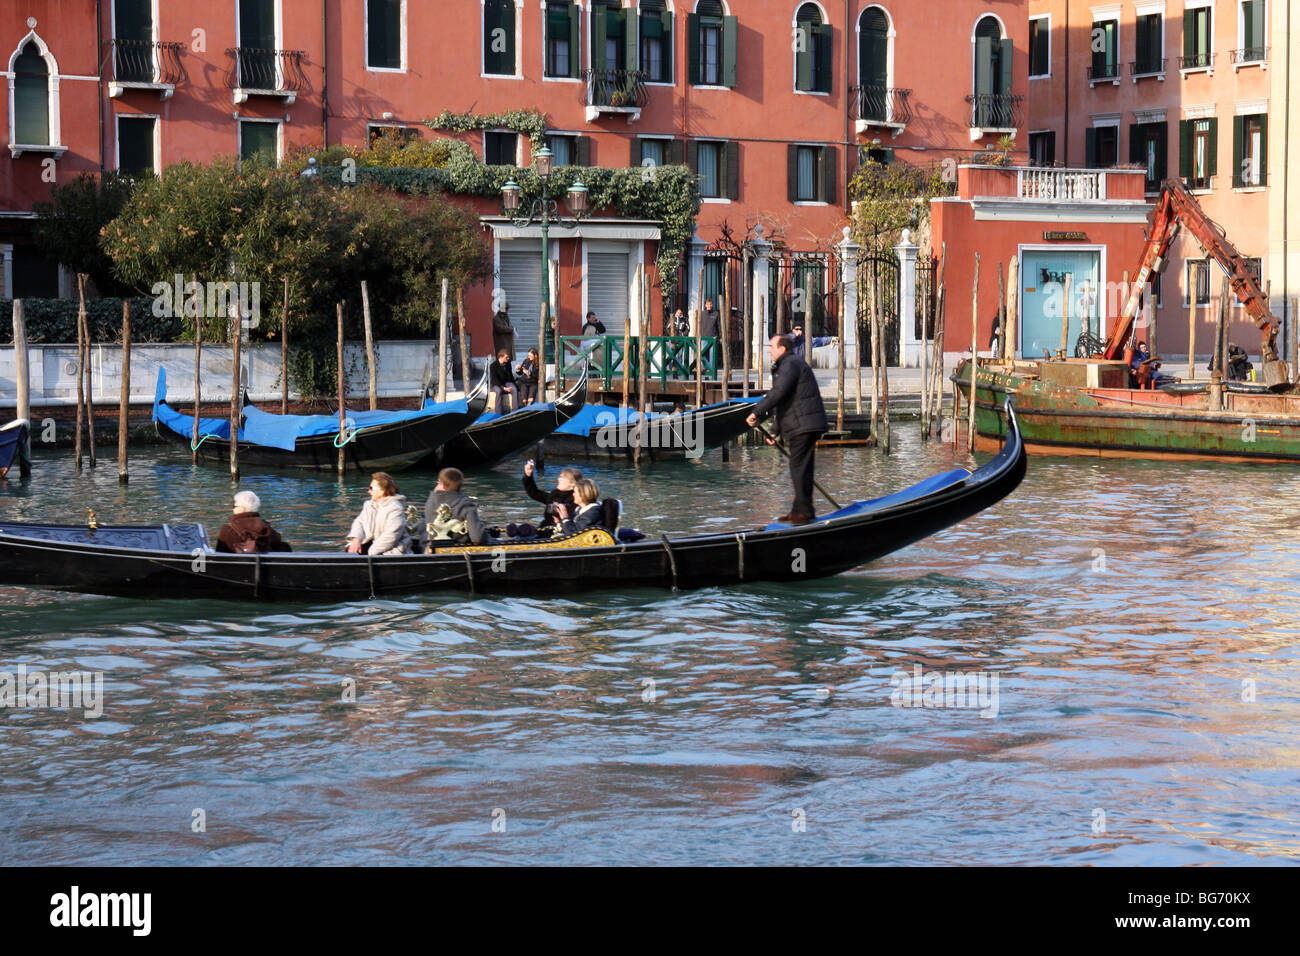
1087;62;1120;81
225;47;307;105
1129;57;1166;77
1231;47;1268;65
851;84;913;128
109;39;184;97
1017;167;1108;200
583;69;647;121
965;93;1024;131
1178;51;1215;70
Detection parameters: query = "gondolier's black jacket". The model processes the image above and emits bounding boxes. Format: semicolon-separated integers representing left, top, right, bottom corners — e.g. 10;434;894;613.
752;351;828;437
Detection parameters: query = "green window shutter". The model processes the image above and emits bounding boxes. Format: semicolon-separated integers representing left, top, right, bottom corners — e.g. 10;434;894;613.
721;15;738;87
1154;121;1168;182
1257;114;1268;185
1178;120;1192;177
484;0;515;74
974;36;993;97
1134;16;1148;63
787;145;799;203
624;8;638;71
818;146;837;204
1092;22;1106;75
1252;1;1265;52
1129;124;1142;164
687;13;700;84
685;139;698;173
1232;115;1244;187
593;5;608;71
240;0;275;48
13;47;49;145
1046;131;1056;165
630;137;641;166
568;2;581;77
668;139;684;166
1183;10;1194;59
118;117;155;175
725;141;739;199
999;38;1013;94
661;10;674;79
815;24;833;93
1084;128;1097;168
1207;117;1218;176
795;23;812;91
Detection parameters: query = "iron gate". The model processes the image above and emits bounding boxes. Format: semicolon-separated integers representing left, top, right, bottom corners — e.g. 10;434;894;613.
857;252;899;366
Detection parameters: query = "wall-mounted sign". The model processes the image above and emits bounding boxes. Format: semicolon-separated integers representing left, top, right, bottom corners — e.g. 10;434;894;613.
1043;231;1088;241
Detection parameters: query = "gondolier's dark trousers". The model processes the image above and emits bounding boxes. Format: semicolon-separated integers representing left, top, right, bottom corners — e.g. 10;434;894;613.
786;430;822;518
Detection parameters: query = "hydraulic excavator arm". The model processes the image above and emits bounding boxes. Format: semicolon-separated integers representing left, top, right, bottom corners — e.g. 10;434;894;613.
1103;178;1281;371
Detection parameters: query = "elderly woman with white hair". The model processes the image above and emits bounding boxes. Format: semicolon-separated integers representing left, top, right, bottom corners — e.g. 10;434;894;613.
216;490;293;554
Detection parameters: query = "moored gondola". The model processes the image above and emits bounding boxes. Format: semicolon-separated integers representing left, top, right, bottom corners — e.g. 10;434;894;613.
424;368;588;469
0;405;1027;601
152;367;489;472
0;419;31;479
541;396;760;461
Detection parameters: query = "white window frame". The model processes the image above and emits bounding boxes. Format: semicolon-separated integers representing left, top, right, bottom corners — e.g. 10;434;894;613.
233;0;286;93
110;0;162;83
366;121;412;144
5;30;65;156
1026;129;1053;165
114;112;161;175
1181;0;1214;77
1234;0;1268;71
1088;5;1121;87
1090;112;1121;169
364;0;408;73
969;12;1008;97
1028;13;1051;78
636;133;672;173
484;128;523;166
1235;106;1266;189
546;130;581;166
695;137;729;202
482;0;524;79
791;1;830;98
692;0;731;91
542;0;584;84
237;117;282;168
638;0;675;87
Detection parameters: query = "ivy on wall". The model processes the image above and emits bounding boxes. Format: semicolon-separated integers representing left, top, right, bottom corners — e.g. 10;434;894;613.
316;136;701;301
426;109;549;147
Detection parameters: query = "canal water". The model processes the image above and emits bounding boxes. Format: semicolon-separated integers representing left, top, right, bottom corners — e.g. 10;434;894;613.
1;435;1298;865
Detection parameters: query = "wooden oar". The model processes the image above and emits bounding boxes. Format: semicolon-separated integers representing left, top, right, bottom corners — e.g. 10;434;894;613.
751;423;842;510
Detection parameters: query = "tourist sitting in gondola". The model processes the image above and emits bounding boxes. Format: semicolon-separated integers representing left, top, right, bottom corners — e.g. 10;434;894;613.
423;467;487;550
346;472;413;555
522;460;580;532
490;350;518;414
516;349;540;407
216;491;293;554
555;478;605;535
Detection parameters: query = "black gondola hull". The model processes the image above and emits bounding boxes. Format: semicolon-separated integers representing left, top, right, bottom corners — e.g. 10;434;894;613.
542;399;759;461
0;408;1027;601
429;372;586;469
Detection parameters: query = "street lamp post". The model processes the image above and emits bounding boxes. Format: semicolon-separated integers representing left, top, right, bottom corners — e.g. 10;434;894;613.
501;147;590;397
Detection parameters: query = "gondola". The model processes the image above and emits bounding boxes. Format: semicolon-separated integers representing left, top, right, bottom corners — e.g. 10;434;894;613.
540;395;761;461
0;419;31;479
0;405;1027;601
422;367;588;469
152;367;489;472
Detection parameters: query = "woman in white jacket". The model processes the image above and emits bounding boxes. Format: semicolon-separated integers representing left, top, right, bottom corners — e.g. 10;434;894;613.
346;472;413;555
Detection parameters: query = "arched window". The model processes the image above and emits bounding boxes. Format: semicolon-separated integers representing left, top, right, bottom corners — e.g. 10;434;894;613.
690;0;736;87
794;3;831;93
858;6;890;119
13;41;51;146
972;15;1012;128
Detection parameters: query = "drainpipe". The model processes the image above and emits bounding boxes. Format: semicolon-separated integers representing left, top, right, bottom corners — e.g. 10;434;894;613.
1063;0;1069;167
321;0;329;145
843;0;851;215
97;0;105;172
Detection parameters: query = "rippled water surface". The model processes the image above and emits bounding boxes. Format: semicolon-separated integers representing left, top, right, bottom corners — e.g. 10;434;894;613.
2;436;1298;865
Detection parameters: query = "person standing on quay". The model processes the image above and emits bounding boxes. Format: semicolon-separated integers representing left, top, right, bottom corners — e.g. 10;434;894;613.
699;297;721;370
492;301;515;359
746;335;828;525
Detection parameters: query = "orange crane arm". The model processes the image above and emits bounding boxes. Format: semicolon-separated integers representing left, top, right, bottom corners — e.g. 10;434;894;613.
1103;178;1279;363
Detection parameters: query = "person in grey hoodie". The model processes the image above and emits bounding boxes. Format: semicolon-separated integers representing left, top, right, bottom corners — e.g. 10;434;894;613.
423;467;488;549
346;471;413;555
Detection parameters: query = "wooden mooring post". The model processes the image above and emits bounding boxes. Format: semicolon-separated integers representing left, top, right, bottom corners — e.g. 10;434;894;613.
362;279;377;410
12;300;31;473
968;253;980;454
117;301;131;484
336;302;346;477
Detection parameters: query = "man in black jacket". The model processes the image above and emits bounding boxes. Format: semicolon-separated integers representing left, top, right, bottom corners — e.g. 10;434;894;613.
746;335;828;525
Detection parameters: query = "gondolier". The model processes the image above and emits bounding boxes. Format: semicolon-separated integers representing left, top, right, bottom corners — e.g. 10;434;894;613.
746;334;828;525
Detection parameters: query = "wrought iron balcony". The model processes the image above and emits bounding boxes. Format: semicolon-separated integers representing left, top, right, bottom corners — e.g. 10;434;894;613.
109;38;185;99
583;69;648;123
1087;62;1121;82
225;47;307;106
1230;47;1268;66
1129;57;1166;78
851;84;913;134
1178;51;1215;71
965;94;1024;133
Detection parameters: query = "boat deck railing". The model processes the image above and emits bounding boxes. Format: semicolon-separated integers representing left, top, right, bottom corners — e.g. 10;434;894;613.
558;335;720;390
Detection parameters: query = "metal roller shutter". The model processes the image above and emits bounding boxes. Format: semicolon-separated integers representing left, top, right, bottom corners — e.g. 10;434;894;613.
586;251;629;335
497;246;544;358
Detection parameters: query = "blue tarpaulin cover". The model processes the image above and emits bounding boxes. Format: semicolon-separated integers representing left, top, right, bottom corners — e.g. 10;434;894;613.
153;367;467;451
555;397;759;438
